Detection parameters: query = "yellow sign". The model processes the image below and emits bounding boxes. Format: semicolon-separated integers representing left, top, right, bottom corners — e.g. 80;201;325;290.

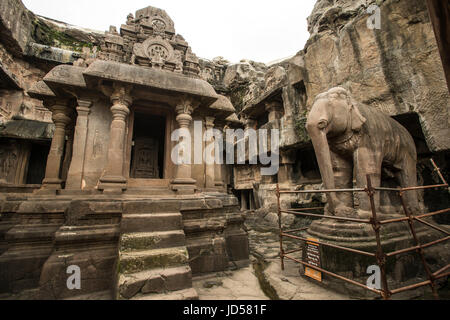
304;238;322;282
305;267;322;282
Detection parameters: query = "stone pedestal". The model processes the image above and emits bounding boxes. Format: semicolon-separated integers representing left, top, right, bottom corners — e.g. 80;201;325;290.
171;102;197;194
40;101;73;191
66;99;92;190
99;84;132;193
304;217;450;298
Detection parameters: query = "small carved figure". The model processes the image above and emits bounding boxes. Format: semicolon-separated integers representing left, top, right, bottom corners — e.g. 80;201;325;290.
126;13;134;25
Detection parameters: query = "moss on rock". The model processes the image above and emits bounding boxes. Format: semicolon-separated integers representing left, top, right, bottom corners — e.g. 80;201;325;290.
32;18;94;52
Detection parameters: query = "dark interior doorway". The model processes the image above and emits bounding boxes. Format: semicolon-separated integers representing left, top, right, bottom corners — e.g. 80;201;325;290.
130;112;166;179
26;141;50;184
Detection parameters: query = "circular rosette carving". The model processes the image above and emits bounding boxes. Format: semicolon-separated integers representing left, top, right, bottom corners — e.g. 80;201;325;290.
150;17;166;32
143;38;174;62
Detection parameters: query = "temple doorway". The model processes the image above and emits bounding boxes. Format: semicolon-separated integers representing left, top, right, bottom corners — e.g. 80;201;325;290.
130;112;166;179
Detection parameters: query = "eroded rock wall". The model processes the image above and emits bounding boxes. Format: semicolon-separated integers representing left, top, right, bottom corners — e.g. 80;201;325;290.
200;0;449;156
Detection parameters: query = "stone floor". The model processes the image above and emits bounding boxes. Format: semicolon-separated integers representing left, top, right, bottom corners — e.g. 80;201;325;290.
193;267;269;300
193;210;351;300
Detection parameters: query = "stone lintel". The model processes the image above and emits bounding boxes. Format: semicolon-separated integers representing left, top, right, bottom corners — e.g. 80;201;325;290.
83;60;218;107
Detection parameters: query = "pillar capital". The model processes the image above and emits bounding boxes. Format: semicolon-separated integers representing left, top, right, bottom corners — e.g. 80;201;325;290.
76;98;93;111
244;116;257;131
265;100;283;112
111;82;133;107
205;116;215;129
175;96;200;116
265;100;284;122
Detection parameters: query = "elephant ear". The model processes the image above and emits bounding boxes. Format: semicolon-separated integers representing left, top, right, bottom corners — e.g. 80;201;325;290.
351;104;367;132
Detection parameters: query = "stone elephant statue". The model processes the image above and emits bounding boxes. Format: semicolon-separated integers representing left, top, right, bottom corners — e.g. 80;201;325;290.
306;87;419;218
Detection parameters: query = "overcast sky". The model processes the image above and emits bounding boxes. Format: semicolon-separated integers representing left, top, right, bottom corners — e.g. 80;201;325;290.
22;0;317;64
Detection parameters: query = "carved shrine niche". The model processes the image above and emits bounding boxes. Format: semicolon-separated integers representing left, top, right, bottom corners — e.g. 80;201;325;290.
131;137;160;179
0;139;31;184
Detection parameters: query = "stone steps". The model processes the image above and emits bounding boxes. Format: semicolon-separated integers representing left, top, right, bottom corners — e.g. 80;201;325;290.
132;288;198;301
121;213;183;233
118;265;192;299
120;230;186;252
118;205;197;300
119;246;189;274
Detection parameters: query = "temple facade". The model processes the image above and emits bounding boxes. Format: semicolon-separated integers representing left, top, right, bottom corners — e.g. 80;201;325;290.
0;3;249;300
0;0;449;300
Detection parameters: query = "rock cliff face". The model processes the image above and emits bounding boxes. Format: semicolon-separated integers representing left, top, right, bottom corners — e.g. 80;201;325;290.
301;0;449;153
204;0;449;155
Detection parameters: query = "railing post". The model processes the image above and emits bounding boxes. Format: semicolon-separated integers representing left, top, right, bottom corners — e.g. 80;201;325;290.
277;183;285;271
366;175;390;300
398;190;440;300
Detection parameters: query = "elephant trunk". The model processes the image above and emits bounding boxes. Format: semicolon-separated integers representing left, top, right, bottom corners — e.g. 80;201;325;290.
307;126;339;214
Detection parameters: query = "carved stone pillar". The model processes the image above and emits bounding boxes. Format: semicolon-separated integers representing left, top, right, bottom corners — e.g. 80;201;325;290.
41;101;73;190
61;122;74;183
214;124;225;189
265;101;283;122
244;117;257;131
99;84;132;192
171;101;196;194
278;150;296;186
205;117;215;189
66;99;92;190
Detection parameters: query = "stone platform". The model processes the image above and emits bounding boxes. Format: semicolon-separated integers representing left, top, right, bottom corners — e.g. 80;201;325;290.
304;217;450;299
0;191;249;300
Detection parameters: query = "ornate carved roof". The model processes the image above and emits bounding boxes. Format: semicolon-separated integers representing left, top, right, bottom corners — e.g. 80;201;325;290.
97;5;200;78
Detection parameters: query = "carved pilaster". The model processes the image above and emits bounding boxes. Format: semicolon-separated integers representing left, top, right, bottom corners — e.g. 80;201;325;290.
205;117;215;189
66;98;93;190
171;98;197;194
99;84;133;193
265;101;284;122
214;124;225;189
41;100;73;190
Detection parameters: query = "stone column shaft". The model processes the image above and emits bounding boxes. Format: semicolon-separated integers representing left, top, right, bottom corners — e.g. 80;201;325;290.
214;126;224;189
205;117;215;189
66;99;92;190
42;103;73;190
171;101;197;194
99;84;132;192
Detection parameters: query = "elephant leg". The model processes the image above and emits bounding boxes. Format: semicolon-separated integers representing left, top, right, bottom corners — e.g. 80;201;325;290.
354;147;382;217
395;154;420;215
330;151;354;213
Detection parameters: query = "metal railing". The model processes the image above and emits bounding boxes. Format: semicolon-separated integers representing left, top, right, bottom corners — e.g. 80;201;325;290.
277;159;450;300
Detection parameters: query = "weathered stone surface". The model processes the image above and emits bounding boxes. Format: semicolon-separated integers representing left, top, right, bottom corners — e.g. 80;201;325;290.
193;267;269;300
300;0;450;152
119;247;189;274
121;213;183;234
120;230;186;252
0;0;34;55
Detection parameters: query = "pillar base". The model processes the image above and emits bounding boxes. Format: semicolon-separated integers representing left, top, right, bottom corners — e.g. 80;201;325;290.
98;175;127;193
215;181;224;187
39;178;63;192
171;178;197;194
